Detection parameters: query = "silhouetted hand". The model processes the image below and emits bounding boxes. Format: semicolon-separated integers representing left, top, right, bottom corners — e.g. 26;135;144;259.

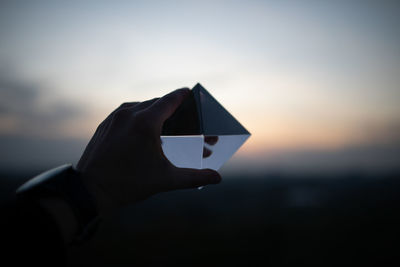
76;88;221;215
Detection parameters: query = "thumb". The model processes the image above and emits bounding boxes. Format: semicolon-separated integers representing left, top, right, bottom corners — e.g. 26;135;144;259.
169;167;222;190
147;88;190;127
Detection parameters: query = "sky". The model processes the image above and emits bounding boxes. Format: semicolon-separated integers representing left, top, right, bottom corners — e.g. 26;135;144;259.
0;0;400;174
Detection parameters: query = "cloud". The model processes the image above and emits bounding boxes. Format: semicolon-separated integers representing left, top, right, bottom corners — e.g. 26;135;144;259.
0;68;88;137
0;71;40;113
224;140;400;176
0;135;87;172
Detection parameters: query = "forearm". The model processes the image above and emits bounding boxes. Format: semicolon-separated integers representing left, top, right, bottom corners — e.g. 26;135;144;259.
15;164;101;247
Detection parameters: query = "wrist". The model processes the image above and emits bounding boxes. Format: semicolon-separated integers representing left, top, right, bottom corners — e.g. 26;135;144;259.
74;167;116;217
38;197;79;244
16;164;102;245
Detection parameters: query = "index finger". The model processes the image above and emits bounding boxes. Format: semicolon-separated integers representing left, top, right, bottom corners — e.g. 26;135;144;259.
147;87;190;126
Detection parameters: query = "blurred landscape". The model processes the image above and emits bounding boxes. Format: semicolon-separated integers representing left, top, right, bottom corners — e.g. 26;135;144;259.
2;168;400;266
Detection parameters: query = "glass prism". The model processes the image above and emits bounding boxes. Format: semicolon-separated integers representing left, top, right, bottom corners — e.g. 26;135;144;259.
161;83;250;171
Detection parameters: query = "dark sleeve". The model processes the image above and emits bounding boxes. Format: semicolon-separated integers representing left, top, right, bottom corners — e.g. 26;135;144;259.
4;196;67;266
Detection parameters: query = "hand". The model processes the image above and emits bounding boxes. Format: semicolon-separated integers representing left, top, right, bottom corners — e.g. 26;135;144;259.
76;88;222;215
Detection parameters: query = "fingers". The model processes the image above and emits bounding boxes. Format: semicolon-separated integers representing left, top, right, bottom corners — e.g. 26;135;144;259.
203;147;212;158
131;98;159;112
168;167;221;190
111;98;158;118
118;102;139;109
107;102;139;121
108;98;160;129
205;136;219;145
147;88;190;126
112;102;139;116
111;98;159;119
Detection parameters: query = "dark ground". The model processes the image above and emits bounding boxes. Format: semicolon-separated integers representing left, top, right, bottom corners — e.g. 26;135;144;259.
1;170;400;266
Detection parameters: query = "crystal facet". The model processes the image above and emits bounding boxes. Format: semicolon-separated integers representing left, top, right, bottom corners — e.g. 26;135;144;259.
161;83;250;171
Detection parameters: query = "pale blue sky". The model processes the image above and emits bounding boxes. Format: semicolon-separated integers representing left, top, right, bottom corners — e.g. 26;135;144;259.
1;0;399;172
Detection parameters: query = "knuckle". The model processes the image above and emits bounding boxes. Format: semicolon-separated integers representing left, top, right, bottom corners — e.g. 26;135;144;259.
114;108;129;118
95;116;112;133
145;98;159;105
96;120;107;132
133;110;154;131
118;102;129;109
118;102;136;109
112;108;131;123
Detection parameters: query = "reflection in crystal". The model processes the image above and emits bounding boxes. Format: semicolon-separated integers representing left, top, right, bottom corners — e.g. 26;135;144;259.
161;136;203;169
202;134;250;170
203;136;219;158
161;134;249;171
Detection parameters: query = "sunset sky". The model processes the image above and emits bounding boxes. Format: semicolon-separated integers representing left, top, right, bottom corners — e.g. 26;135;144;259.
1;0;399;173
